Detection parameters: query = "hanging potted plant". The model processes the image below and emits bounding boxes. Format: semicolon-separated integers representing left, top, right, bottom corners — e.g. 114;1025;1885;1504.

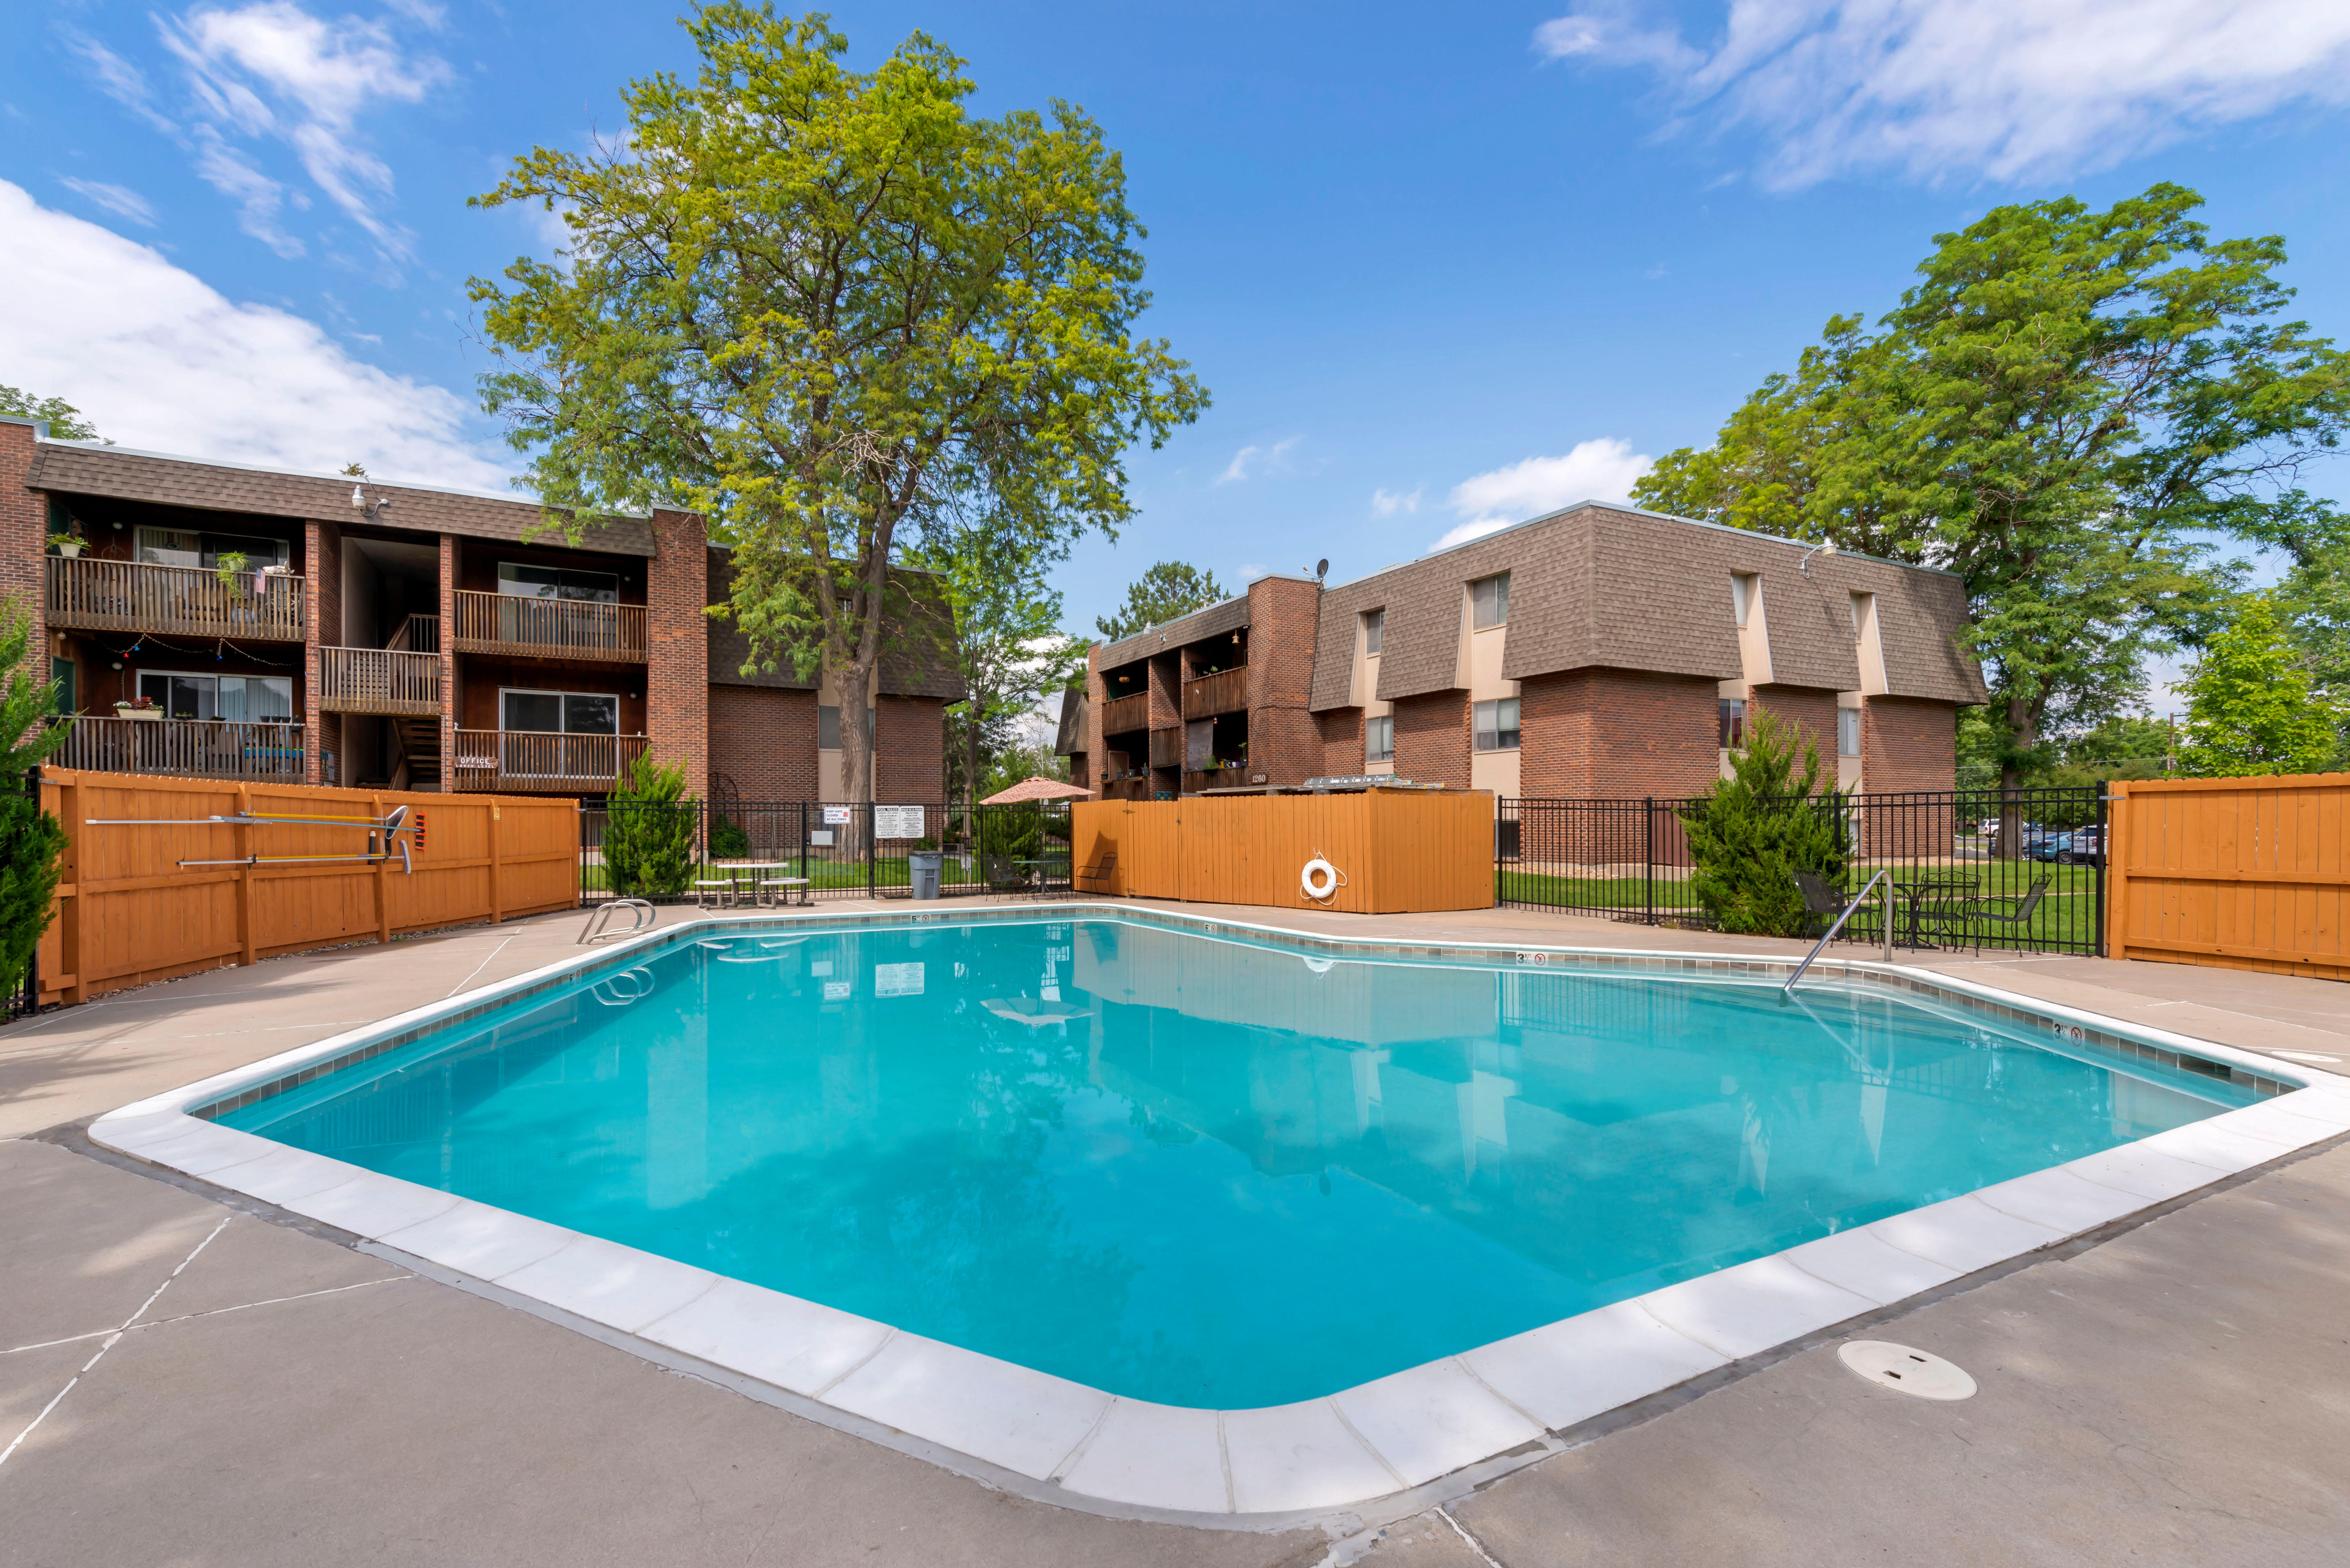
48;530;87;559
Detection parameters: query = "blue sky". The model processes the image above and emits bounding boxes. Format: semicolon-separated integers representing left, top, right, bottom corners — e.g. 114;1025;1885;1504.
6;0;2350;645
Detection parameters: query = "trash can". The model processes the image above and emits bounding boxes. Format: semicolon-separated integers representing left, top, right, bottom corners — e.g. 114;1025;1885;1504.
908;850;943;901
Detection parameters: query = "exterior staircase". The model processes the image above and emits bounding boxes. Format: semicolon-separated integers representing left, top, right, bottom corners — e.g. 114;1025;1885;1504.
392;716;443;792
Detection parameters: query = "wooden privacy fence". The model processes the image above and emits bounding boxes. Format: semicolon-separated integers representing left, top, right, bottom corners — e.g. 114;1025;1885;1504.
35;767;580;1006
1072;790;1495;914
2108;773;2349;983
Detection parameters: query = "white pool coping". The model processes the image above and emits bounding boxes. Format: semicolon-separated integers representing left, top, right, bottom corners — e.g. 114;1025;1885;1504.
89;902;2350;1527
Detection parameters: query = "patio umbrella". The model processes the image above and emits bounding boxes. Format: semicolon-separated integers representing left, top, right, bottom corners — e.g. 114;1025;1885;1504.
978;776;1091;805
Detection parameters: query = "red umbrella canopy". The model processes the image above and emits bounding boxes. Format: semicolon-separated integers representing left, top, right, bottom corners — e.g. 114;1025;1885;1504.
979;776;1092;805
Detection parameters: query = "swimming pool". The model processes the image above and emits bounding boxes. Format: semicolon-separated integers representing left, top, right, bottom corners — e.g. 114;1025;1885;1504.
95;906;2346;1519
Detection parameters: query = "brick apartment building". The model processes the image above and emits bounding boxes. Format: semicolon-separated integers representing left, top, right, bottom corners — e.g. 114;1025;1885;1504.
1060;501;1986;801
3;415;958;803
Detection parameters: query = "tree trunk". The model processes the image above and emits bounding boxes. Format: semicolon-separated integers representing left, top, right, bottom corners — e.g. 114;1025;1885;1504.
1995;694;2039;861
838;653;879;861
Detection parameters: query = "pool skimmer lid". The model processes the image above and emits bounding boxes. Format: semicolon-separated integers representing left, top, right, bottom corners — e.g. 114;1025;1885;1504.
1838;1340;1977;1400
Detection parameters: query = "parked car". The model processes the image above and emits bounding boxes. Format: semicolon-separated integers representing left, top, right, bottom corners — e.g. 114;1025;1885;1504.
2025;828;2102;866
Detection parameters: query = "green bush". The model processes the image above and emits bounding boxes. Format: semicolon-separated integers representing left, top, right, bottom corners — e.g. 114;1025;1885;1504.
977;802;1043;862
1680;708;1847;936
709;816;751;858
0;594;73;1000
603;755;697;897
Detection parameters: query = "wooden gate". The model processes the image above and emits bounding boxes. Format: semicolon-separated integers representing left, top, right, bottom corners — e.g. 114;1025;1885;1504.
2108;773;2349;982
34;767;579;1006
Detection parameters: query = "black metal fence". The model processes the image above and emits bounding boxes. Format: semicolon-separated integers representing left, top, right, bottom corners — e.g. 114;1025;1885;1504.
581;799;1077;905
1496;787;2107;955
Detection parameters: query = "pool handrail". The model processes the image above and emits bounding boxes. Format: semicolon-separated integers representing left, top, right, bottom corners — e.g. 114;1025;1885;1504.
1783;869;1892;996
579;899;657;945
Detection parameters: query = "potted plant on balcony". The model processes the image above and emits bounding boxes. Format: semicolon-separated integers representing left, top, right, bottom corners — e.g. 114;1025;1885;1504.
113;696;160;721
214;550;251;596
47;530;87;559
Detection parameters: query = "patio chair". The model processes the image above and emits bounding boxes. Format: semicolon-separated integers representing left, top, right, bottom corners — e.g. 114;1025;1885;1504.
982;856;1030;896
1073;848;1118;895
1792;871;1850;939
690;878;737;909
1946;877;2050;954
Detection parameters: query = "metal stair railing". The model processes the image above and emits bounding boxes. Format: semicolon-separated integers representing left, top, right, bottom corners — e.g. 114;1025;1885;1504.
1783;870;1893;997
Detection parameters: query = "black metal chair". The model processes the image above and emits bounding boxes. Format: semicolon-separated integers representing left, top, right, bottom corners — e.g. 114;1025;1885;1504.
1947;877;2050;954
1793;871;1849;939
1073;849;1117;895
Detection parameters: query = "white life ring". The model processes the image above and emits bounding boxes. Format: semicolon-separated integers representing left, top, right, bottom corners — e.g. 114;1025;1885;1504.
1300;858;1340;901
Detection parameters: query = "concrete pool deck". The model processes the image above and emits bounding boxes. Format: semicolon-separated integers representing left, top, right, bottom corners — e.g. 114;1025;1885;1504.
6;898;2350;1564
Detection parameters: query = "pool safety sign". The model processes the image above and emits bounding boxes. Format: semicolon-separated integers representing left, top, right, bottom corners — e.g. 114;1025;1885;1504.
874;962;924;997
822;805;853;825
874;805;925;840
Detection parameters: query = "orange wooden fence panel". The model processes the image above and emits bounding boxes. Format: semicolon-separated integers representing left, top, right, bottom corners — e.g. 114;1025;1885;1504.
1072;790;1495;915
34;767;580;1006
2108;773;2349;983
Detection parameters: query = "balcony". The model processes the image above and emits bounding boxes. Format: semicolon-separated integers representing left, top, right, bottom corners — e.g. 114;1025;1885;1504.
1100;691;1150;735
47;556;306;642
451;729;648;793
45;715;306;781
1147;728;1183;769
1182;667;1247;720
451;590;647;663
318;647;442;716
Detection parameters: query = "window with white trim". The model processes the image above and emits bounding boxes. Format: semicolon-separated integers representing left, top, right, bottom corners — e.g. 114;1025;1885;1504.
818;705;876;750
497;561;619;602
1472;697;1519;751
1365;714;1393;764
136;671;293;722
1470;573;1509;629
501;689;618;734
1718;698;1746;748
1838;707;1861;757
136;527;288;570
1361;608;1384;654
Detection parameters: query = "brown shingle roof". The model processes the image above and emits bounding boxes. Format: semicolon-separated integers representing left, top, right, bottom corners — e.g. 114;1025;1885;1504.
704;552;964;701
26;441;657;555
1093;594;1251;671
1308;502;1984;710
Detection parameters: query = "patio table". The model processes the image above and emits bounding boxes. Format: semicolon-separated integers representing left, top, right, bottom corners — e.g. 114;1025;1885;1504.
712;861;810;907
1898;877;1980;948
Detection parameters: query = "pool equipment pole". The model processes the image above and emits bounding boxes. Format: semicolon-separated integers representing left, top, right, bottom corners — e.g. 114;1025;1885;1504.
1784;869;1890;997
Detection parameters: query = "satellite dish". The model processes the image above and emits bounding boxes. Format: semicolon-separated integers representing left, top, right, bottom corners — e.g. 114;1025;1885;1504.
1315;558;1329;579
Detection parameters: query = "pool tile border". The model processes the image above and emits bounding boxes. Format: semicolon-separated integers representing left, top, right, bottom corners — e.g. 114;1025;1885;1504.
91;900;2350;1529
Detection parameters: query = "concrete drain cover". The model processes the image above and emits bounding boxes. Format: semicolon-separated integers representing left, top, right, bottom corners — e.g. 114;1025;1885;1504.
1838;1340;1977;1400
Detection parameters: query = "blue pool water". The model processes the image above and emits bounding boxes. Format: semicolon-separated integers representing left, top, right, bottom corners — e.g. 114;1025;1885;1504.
222;917;2251;1406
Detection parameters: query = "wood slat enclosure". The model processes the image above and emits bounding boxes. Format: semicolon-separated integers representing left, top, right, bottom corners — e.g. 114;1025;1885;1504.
34;767;580;1006
1072;790;1495;914
46;555;307;641
44;716;307;781
2108;773;2349;982
317;646;442;715
451;589;648;662
1099;692;1150;736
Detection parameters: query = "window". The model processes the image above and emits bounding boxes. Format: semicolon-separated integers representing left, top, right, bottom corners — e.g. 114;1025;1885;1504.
137;672;294;722
1838;707;1861;758
1718;698;1746;748
818;705;876;750
1366;714;1394;764
51;657;75;716
1362;608;1384;655
501;690;618;734
1470;574;1510;629
1849;592;1871;638
136;527;288;570
1731;573;1757;628
497;561;620;603
1473;697;1519;751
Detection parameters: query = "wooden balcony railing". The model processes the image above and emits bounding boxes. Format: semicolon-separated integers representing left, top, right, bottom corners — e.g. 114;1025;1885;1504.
1182;667;1247;720
451;591;647;662
1100;692;1150;735
386;613;440;653
1182;768;1255;794
43;715;306;780
317;647;441;716
1148;727;1183;769
450;729;648;792
47;557;306;642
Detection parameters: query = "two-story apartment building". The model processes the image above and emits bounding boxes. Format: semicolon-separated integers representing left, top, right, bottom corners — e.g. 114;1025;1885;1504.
3;416;958;802
1060;502;1987;800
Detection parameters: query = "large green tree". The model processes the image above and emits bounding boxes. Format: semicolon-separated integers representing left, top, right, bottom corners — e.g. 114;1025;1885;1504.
2178;593;2342;777
1094;559;1225;641
471;4;1205;815
1;597;72;1002
0;385;101;442
1635;185;2350;802
909;526;1083;802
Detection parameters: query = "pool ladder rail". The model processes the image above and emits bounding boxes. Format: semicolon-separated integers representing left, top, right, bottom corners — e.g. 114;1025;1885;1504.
590;965;658;1006
578;900;657;945
1783;870;1893;997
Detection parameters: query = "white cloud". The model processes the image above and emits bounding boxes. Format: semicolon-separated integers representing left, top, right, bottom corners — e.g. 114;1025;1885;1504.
1434;438;1653;549
192;126;306;256
1534;1;2350;187
61;30;178;133
159;1;449;258
0;180;511;490
1217;435;1300;484
1370;486;1421;516
58;178;159;227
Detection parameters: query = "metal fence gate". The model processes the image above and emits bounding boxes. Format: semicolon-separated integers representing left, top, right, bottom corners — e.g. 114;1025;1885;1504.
580;799;1076;905
1496;787;2107;955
